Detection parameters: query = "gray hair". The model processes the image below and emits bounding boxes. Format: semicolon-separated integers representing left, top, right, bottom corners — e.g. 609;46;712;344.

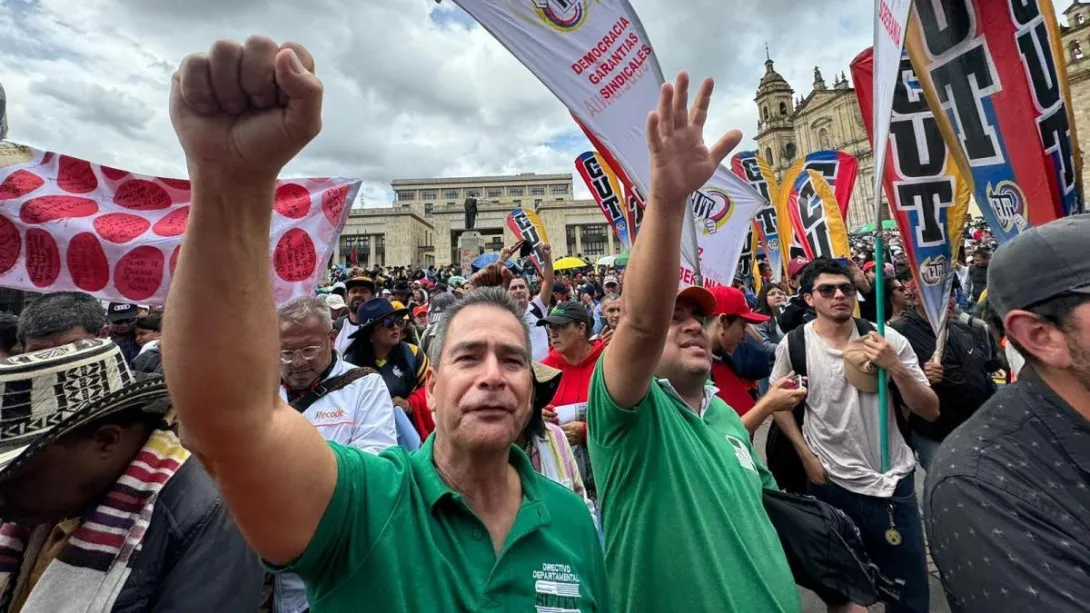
428;287;530;367
277;296;332;330
18;292;106;344
601;292;621;304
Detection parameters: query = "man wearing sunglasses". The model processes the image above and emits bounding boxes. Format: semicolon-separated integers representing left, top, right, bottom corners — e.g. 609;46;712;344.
926;216;1090;612
770;258;938;613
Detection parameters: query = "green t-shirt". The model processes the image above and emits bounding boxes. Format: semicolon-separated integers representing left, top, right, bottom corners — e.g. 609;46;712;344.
587;361;800;613
279;437;609;612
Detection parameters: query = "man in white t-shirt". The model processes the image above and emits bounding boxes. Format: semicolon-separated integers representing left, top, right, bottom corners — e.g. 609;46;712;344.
333;276;375;354
507;243;554;362
770;258;938;613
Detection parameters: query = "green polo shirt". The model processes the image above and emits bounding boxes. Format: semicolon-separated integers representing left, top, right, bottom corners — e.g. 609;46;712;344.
587;361;800;613
279;437;608;612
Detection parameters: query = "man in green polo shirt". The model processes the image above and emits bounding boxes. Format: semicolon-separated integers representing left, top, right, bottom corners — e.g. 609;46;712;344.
588;73;801;612
160;37;606;612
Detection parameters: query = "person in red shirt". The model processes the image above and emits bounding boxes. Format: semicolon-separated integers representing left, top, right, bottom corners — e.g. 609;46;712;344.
539;300;606;500
707;286;806;434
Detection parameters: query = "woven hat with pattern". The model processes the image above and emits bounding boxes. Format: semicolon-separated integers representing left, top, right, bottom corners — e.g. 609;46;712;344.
0;339;169;479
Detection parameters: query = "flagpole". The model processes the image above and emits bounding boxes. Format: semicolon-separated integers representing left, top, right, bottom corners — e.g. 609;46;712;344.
872;201;889;472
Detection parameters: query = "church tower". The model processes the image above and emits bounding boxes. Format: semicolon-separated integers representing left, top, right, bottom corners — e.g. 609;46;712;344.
754;50;797;175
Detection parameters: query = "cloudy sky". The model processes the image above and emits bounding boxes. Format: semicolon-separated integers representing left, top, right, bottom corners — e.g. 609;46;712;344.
0;0;1077;206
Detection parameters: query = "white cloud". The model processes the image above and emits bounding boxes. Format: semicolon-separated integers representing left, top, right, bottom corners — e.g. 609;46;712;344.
1;0;1072;206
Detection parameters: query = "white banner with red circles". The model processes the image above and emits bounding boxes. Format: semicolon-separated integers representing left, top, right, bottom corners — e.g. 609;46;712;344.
448;0;764;288
0;142;359;306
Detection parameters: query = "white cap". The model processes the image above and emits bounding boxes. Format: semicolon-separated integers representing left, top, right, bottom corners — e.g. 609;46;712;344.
325;294;347;310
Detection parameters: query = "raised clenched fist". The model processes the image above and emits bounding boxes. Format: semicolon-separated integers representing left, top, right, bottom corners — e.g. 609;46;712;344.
169;36;323;185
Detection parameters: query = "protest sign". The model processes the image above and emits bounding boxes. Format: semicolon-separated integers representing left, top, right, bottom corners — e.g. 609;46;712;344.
506;207;550;272
575;151;631;250
0;142;357;305
731;151;782;281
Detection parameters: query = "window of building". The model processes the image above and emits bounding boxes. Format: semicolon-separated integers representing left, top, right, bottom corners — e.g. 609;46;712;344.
765;147;774;166
581;225;607;258
375;235;386;267
551;184;568;196
513;199;522;207
421;190;436;200
487;188;503;199
819;128;831;150
509;186;524;197
534;199;542;209
531;186;546;196
779;101;788;116
762;106;769;121
424;203;434;218
488;235;504;252
566;226;578;257
1073;41;1085;60
395;190;416;202
444;189;459;200
784;142;797;160
1078;13;1086;25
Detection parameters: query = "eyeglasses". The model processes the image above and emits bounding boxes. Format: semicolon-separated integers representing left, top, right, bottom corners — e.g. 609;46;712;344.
279;345;324;363
812;283;857;298
381;317;406;329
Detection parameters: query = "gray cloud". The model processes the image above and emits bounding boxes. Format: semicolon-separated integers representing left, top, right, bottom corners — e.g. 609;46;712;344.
1;0;1072;204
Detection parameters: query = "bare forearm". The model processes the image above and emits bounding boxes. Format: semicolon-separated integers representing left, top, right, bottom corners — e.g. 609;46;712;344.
890;363;940;421
164;174;281;453
538;259;555;306
742;400;775;435
602;193;684;407
772;411;811;456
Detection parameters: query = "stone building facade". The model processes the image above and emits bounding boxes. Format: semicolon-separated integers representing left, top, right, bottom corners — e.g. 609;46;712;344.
754;53;878;231
1062;1;1090;195
332;173;621;269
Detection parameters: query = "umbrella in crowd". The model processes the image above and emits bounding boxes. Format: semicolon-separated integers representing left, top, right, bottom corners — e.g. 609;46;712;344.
553;256;589;271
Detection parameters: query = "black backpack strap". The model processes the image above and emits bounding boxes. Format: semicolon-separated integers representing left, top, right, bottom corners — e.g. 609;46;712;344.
290;367;377;413
787;325;808;378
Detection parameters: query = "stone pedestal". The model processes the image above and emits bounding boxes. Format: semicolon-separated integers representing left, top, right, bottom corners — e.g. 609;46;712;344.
459;231;485;277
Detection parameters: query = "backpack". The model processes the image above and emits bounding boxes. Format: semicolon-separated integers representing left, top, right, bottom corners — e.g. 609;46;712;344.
765;319;910;495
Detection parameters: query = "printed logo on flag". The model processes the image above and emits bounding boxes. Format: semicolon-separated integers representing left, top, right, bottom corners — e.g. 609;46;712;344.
528;0;589;32
690;188;734;236
986;180;1028;233
919;256;948;288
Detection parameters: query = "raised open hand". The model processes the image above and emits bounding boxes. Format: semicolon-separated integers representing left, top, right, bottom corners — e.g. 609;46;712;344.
646;72;742;206
169;36;323;185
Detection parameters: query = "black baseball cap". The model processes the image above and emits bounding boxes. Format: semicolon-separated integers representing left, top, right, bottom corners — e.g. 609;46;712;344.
988;215;1090;317
107;303;138;322
537;300;592;328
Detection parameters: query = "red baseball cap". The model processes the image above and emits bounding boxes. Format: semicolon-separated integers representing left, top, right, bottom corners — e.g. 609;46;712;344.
787;257;811;279
676;286;717;317
709;286;770;323
862;261;876;273
412;305;429;318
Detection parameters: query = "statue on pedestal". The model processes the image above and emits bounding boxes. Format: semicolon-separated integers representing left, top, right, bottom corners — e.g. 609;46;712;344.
463;194;478;231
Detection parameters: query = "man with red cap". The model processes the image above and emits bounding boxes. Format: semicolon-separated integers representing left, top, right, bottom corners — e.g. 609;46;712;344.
707;286;808;433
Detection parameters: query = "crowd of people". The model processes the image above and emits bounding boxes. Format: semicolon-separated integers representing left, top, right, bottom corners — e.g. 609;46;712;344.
0;36;1087;613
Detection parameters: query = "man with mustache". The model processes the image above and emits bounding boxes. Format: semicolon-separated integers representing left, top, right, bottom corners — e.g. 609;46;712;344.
161;36;606;611
333;276;376;355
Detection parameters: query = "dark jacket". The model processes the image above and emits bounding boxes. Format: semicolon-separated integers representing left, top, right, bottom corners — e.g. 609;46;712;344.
890;310;998;442
110;333;141;365
111;459;264;612
131;345;162;375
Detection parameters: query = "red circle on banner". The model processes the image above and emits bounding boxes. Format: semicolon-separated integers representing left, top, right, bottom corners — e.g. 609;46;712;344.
170;245;180;277
159;178;191;192
321;185;350;225
0;216;21;275
115;246;165;301
274;183;311;219
100;166;130;181
152;207;189;237
94;213;151;244
114;179;171;211
20;196;99;224
273;229;316;282
57;156;98;194
39;152;54;166
25;229;60;287
67;232;109;291
0;170;45;201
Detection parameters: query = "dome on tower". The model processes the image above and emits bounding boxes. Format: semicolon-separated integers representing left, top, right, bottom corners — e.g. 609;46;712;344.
756;54;793;98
